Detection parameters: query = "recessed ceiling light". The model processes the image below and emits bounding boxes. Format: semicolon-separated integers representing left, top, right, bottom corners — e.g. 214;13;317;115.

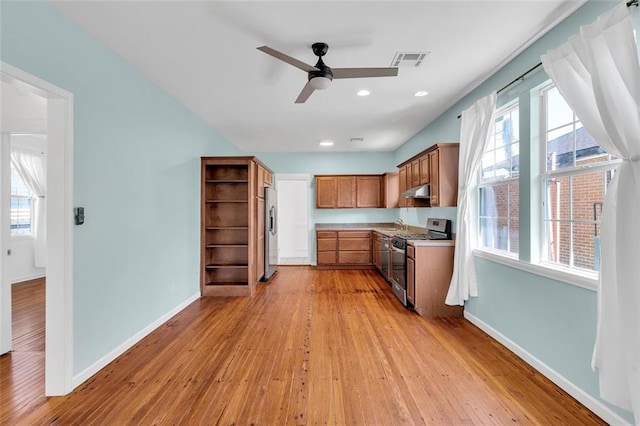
357;89;371;97
319;140;334;147
414;90;429;97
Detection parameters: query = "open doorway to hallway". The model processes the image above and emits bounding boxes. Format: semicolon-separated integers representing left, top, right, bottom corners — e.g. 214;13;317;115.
0;62;74;398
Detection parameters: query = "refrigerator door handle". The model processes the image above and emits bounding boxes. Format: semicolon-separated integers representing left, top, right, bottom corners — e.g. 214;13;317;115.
269;206;277;235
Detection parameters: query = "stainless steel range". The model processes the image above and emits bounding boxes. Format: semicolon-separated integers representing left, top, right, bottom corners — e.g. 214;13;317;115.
390;218;452;307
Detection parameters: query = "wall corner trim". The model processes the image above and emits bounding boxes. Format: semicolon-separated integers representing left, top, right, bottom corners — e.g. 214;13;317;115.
72;292;200;389
463;311;631;426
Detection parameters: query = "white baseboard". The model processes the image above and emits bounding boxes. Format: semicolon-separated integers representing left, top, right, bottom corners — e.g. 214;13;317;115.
72;292;200;388
11;273;46;284
463;312;631;426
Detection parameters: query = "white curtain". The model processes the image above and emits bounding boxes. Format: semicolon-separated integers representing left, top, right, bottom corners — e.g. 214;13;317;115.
446;92;497;306
10;147;47;268
541;3;640;418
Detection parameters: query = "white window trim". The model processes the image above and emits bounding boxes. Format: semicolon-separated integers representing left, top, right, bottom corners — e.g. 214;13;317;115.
477;100;520;255
474;248;597;291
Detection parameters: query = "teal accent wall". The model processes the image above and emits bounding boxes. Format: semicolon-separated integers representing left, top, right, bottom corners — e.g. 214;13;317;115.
1;1;241;374
393;0;633;422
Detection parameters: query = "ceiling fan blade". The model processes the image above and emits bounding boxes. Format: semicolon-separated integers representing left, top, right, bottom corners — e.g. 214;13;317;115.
257;46;319;73
295;82;315;104
332;67;399;79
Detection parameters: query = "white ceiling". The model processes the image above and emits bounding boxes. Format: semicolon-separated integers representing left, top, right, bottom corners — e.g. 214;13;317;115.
50;1;584;153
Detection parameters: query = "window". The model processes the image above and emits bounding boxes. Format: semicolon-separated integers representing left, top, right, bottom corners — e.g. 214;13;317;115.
478;102;520;254
10;165;33;236
540;84;619;272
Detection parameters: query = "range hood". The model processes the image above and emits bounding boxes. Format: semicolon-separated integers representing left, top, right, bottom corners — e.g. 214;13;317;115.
402;184;430;199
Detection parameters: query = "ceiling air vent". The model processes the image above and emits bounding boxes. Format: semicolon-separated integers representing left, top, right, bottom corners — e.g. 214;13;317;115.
390;52;430;68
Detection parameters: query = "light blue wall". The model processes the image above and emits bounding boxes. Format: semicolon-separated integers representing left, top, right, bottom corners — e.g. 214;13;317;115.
1;2;241;374
392;0;632;422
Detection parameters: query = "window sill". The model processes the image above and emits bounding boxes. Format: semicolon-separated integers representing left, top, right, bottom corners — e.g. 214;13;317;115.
473;249;598;292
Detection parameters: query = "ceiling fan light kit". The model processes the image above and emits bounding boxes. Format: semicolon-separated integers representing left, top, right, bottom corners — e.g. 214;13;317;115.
257;42;398;103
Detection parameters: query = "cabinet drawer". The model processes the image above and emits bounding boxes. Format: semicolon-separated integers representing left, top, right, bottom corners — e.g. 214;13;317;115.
317;231;337;239
407;245;415;259
339;238;370;251
318;251;337;265
338;251;371;264
317;238;337;251
338;231;370;239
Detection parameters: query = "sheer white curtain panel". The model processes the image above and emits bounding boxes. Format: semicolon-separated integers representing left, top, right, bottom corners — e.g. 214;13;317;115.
446;92;497;306
10;147;47;267
541;2;640;418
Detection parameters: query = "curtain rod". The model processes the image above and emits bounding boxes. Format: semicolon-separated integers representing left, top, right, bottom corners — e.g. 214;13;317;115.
457;0;638;119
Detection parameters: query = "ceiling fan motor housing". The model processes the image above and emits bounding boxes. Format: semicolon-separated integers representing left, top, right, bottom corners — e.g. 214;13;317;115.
309;42;333;83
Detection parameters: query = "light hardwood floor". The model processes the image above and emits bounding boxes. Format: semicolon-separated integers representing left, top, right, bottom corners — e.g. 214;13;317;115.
1;268;604;425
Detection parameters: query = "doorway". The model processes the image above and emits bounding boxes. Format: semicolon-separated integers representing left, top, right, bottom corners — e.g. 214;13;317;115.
275;174;310;265
0;62;74;396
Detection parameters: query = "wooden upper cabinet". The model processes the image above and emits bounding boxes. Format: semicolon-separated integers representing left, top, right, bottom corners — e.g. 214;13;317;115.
398;166;407;208
383;172;399;209
316;175;387;209
428;149;440;206
411;160;420;188
397;142;459;208
336;176;356;208
255;164;274;199
316;177;337;208
431;144;459;207
356;176;382;208
419;155;430;185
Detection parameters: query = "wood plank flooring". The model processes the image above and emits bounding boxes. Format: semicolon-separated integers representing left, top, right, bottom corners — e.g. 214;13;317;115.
1;268;604;425
1;278;46;424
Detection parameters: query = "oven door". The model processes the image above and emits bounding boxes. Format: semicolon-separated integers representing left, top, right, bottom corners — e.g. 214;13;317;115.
391;245;406;288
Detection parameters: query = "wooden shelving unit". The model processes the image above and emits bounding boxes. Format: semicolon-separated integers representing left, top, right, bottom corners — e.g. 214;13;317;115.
201;159;254;296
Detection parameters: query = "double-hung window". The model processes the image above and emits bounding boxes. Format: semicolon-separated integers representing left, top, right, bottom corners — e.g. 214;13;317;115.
539;84;619;272
10;164;33;237
478;101;520;255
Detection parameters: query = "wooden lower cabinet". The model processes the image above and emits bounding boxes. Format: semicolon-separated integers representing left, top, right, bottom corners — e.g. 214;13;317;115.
316;230;372;269
407;244;462;317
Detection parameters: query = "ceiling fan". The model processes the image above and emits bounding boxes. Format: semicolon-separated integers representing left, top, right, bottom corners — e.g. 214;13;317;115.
257;42;398;103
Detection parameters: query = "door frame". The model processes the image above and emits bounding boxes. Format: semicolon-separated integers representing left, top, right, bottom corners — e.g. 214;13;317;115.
274;174;311;265
0;61;75;395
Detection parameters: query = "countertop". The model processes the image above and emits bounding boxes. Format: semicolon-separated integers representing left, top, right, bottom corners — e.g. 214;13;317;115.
315;223;455;246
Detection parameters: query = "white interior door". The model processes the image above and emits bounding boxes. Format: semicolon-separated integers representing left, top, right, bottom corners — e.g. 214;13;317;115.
275;174;310;265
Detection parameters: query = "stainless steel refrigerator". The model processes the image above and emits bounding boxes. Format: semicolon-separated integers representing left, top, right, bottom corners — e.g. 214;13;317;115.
264;187;278;280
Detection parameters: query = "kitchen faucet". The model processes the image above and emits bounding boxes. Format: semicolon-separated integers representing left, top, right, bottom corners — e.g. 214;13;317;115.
394;218;407;232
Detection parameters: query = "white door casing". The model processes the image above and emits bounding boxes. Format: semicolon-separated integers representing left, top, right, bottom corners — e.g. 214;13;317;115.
0;62;74;395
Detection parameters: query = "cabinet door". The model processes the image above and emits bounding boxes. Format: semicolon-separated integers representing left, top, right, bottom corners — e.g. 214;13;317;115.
429;149;440;206
256;165;265;198
316;177;337;208
373;236;382;270
398;166;407;208
336;176;356;208
407;256;415;306
411;160;420;187
419;155;430;185
356;176;382;208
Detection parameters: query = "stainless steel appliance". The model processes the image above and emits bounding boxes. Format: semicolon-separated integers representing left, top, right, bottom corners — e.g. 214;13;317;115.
390;218;452;307
264;187;278;280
